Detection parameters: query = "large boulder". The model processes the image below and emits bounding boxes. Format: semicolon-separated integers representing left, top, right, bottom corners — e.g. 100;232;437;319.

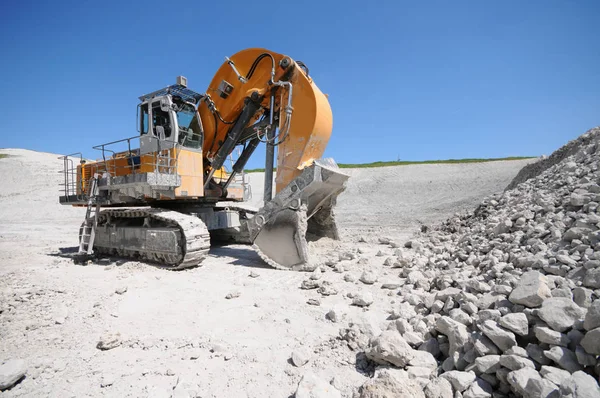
508;271;551;308
435;316;470;354
559;371;600;398
537;298;586;332
366;331;415;368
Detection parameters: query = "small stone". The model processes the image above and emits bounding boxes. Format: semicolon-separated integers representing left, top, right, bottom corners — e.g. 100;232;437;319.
534;325;570;347
381;283;400;290
440;370;476;392
404;331;425;347
543;346;582;373
326;309;342;323
407;366;434;380
424;377;453;398
115;286;128;295
360;270;378;285
225;291;241;299
291;348;311;367
97;332;121;350
506;368;542;396
307;298;321;306
449;309;472;326
540;365;571;387
295;372;341;398
583;300;600;330
572;287;593;308
352;292;374;307
583;268;600;288
498;355;535;371
248;271;260;278
419;338;441;357
580;327;600;355
556;254;577;267
525;378;559;398
463;378;493;398
0;359;27;391
498;313;528;336
537;297;586;332
474;355;501;374
317;283;338;296
409;350;438;370
575;345;596;367
301;279;321;290
100;374;115;387
479;320;517;352
526;344;552;366
343;274;356;283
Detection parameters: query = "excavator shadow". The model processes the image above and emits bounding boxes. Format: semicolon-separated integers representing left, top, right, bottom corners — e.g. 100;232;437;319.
49;245;271;269
50;247;129;266
208;244;272;269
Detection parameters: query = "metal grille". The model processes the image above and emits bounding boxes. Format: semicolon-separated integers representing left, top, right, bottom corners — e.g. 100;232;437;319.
138;84;204;104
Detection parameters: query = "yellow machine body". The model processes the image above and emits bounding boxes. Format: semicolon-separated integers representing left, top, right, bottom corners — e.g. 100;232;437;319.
200;48;333;193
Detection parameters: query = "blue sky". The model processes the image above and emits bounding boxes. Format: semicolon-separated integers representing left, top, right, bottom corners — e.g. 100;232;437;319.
1;0;598;168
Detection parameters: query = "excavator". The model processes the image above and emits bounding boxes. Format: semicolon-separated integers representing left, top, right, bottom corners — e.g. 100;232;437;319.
59;48;349;270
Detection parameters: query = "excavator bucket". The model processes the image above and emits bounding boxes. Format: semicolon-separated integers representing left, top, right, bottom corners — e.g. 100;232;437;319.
247;159;349;270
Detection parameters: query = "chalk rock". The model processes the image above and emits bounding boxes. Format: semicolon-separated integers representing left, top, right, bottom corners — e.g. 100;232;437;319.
543;346;582;373
508;271;551;307
479;320;517;351
435;316;469;354
474;355;501;374
424;377;453;398
359;370;425;398
534;325;570;347
463;378;493;398
0;359;26;391
580;327;600;355
583;268;600;289
538;297;586;332
440;370;476;392
506;367;542;396
366;331;415;367
291;348;311;367
353;292;374;307
498;354;535;371
583;300;600;331
539;365;571;387
559;371;600;398
115;286;127;295
97;332;121;350
295;372;341;398
360;270;378;285
498;313;529;336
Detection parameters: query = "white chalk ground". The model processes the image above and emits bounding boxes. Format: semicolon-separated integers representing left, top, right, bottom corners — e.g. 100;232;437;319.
0;148;532;397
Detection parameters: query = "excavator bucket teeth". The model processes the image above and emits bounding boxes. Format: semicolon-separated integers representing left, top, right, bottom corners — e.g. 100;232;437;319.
248;159;349;270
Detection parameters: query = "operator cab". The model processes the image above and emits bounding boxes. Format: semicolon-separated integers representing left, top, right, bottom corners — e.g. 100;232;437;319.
138;76;204;155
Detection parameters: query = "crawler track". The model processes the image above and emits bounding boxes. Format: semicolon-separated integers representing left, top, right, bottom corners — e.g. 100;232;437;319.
91;208;210;270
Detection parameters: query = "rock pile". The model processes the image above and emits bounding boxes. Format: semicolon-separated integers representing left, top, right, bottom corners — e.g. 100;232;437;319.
347;128;600;397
